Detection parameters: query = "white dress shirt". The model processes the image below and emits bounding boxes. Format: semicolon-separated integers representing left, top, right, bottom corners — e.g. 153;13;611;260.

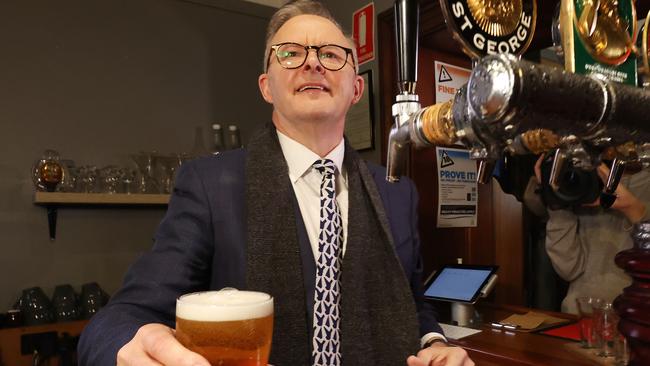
276;130;446;347
277;130;348;260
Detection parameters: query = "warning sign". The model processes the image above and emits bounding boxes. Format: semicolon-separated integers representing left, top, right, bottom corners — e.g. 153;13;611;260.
440;150;454;168
434;61;470;103
438;65;453;83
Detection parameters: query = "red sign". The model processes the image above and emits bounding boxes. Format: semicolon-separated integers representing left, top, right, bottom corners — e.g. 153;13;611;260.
352;3;375;66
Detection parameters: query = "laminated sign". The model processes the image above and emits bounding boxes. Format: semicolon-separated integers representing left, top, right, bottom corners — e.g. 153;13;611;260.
436;147;478;228
434;61;470;103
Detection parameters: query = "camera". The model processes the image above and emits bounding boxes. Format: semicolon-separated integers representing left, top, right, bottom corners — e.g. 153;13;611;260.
539;152;603;210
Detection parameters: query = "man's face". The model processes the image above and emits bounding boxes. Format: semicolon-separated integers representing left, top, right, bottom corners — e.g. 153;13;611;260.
258;15;364;128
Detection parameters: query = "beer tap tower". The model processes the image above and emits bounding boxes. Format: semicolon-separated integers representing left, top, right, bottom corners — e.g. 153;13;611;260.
387;0;650;364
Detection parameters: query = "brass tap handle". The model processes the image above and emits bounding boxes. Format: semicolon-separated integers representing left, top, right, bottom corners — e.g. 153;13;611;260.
419;100;457;146
520;129;560;154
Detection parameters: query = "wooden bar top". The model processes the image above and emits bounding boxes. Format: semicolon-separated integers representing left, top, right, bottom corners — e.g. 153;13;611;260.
448;303;610;366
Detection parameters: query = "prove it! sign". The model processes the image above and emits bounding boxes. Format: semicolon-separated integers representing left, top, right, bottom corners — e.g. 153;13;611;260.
352;3;375;65
436;147;478;228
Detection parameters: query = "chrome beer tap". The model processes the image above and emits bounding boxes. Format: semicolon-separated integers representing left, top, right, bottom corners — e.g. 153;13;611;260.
387;0;420;182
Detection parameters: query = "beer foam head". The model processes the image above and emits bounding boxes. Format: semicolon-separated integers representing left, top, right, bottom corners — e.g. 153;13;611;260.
176;290;273;321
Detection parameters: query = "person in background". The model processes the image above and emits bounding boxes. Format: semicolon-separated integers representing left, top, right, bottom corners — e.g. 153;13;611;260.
529;155;650;314
78;1;473;365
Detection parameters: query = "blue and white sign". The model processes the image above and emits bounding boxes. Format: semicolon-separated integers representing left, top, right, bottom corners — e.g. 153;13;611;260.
436;147;478;228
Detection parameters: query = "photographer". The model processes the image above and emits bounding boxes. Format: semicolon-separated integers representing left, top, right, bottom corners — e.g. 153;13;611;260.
529;156;650;314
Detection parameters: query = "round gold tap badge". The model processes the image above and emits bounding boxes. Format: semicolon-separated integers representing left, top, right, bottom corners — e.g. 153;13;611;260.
573;0;637;66
640;10;650;76
440;0;537;59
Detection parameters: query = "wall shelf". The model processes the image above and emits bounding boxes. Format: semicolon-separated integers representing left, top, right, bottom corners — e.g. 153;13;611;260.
33;192;170;240
34;192;170;205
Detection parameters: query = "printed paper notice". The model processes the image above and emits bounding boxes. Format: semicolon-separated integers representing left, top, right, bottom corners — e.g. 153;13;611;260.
436;147;478;228
434;61;470;103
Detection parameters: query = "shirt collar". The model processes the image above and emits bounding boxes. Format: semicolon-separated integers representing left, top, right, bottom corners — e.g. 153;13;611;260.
277;130;345;183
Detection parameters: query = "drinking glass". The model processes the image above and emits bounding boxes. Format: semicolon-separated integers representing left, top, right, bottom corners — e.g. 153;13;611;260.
131;152;159;193
176;289;273;366
99;165;121;194
576;296;603;348
614;333;630;365
593;301;617;357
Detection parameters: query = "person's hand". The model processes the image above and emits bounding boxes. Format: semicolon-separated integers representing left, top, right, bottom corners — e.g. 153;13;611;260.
590;164;646;223
116;323;210;366
406;342;474;366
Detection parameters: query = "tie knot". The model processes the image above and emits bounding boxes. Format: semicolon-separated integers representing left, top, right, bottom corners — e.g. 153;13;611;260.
313;159;337;177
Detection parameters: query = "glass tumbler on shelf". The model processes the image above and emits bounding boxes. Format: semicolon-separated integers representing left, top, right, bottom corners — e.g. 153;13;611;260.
77;165;98;193
58;159;77;192
32;149;64;192
99;165;121;194
157;154;180;194
120;168;137;194
131;152;159;193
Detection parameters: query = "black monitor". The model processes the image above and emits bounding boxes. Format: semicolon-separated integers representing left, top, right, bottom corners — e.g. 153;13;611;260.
424;264;498;304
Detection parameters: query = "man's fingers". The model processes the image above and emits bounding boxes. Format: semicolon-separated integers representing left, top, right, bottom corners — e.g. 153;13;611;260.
441;349;469;366
408;346;473;366
117;350;164;366
139;325;210;366
407;355;429;366
596;164;610;183
117;337;164;366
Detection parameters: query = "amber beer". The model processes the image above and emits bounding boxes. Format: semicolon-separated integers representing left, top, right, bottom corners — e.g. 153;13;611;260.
176;290;273;366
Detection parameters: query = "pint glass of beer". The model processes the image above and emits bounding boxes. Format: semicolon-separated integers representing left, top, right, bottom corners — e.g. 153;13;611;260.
176;289;273;366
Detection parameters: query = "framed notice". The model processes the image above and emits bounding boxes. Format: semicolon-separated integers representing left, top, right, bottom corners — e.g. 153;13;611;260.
345;70;374;151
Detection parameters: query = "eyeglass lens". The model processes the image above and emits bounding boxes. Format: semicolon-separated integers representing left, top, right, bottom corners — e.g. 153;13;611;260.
276;43;348;71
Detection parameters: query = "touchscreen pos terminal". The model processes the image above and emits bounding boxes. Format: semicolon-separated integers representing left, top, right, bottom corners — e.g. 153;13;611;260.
424;264;498;326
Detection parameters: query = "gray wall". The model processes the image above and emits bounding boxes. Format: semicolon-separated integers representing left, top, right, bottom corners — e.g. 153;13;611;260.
0;0;274;310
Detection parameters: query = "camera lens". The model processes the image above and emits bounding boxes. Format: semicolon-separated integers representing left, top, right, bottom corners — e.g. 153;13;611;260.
539;152;603;209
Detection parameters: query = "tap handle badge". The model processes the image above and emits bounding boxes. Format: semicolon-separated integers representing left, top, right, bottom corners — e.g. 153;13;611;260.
439;0;537;60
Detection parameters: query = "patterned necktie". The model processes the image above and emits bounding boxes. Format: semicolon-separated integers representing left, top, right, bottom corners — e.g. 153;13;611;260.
311;159;342;366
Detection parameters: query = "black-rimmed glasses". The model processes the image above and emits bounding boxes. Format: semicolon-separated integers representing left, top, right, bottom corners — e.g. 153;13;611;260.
267;42;354;71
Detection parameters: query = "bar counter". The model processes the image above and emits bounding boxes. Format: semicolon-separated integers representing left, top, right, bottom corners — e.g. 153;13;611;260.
450;303;616;366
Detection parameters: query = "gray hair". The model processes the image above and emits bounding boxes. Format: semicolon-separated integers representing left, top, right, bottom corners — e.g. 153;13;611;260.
263;0;358;73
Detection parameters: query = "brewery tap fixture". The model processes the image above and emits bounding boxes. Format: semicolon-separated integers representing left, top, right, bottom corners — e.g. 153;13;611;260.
387;0;420;182
395;50;650;195
387;0;537;182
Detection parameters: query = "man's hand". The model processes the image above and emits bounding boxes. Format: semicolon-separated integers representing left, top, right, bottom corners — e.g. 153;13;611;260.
406;342;474;366
116;323;210;366
593;165;646;223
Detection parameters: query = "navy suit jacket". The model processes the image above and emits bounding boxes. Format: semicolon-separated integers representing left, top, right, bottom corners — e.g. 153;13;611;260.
78;148;441;366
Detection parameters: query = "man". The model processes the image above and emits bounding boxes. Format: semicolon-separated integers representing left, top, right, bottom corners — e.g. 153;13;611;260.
78;1;473;365
528;157;650;314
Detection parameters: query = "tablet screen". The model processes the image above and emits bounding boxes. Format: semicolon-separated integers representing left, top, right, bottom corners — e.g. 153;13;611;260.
424;265;497;303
